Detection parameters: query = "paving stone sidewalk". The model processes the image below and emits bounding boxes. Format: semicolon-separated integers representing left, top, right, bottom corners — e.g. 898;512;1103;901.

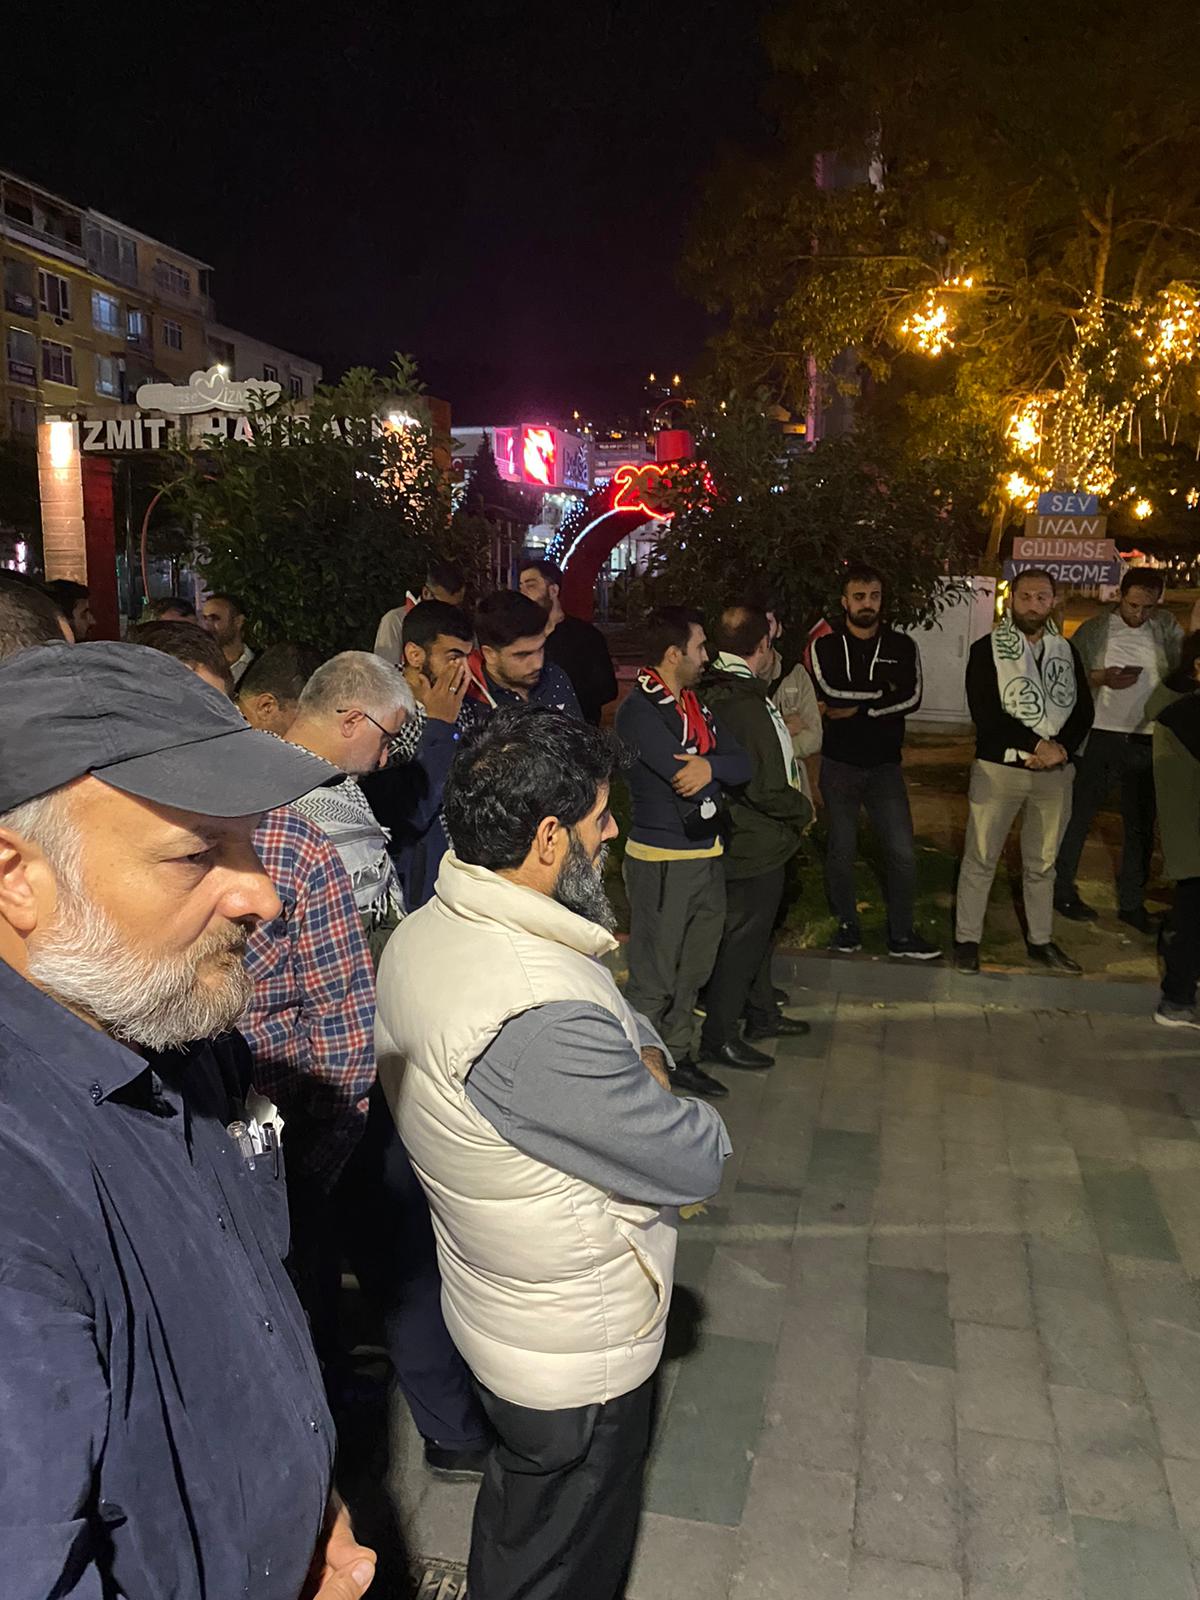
346;973;1200;1600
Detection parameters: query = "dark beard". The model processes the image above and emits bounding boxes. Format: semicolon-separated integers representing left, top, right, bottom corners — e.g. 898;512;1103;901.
553;833;616;930
1013;612;1045;635
850;609;878;628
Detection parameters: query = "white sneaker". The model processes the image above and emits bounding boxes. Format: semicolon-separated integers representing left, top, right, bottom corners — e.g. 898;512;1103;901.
1155;1002;1200;1030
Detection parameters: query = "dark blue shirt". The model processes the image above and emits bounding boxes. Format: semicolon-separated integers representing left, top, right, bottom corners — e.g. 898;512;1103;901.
485;660;583;719
0;959;334;1599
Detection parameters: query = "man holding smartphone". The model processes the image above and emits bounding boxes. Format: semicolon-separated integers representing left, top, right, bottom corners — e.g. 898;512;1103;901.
1056;568;1188;931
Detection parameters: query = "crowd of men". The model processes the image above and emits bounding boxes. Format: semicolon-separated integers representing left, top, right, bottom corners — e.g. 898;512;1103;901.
1;547;1198;1599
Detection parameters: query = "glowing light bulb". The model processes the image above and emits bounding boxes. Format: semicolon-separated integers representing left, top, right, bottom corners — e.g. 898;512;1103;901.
1133;498;1153;520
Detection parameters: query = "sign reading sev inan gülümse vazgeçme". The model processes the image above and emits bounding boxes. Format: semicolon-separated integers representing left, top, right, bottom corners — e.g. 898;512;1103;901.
1002;489;1120;587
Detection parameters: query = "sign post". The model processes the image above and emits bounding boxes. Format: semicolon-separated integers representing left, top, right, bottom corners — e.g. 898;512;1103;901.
1003;491;1118;589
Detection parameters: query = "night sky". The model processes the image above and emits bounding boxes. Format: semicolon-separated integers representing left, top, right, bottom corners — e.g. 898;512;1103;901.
2;4;766;422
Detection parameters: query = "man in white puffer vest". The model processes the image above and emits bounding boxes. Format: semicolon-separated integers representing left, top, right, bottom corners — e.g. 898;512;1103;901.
376;704;731;1600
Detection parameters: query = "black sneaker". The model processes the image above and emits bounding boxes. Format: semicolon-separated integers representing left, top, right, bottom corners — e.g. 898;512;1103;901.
888;932;943;961
1055;896;1099;923
1027;941;1082;974
1119;906;1158;936
954;940;980;973
1155;1001;1200;1030
424;1442;490;1480
830;923;862;954
669;1058;730;1098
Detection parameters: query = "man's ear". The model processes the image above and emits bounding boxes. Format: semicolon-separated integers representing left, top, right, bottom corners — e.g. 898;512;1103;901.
531;814;562;867
480;643;498;671
0;830;50;936
403;642;422;671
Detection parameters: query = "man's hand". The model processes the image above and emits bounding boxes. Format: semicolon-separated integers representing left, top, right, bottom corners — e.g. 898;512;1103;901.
1033;738;1067;768
783;711;813;736
1093;665;1140;690
673;753;713;797
824;706;858;720
423;661;469;724
640;1046;672;1091
303;1497;376;1600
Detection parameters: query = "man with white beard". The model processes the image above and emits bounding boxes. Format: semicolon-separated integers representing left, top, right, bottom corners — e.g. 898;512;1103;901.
0;643;378;1600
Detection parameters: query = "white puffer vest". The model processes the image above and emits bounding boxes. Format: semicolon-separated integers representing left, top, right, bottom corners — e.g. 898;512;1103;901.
375;852;677;1411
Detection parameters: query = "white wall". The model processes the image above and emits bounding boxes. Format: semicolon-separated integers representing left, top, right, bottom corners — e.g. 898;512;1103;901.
907;577;997;725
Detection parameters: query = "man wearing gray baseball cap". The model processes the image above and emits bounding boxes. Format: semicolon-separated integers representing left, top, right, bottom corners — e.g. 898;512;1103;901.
0;643;377;1600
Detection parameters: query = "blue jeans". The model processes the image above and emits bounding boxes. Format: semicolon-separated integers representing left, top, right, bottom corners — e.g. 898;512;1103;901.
821;757;916;940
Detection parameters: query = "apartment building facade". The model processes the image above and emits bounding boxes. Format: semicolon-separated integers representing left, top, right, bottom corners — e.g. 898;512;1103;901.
1;169;213;439
207;323;322;401
1;167;319;440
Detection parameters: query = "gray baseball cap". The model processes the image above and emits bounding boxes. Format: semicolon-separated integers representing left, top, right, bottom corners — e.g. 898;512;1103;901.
0;641;336;816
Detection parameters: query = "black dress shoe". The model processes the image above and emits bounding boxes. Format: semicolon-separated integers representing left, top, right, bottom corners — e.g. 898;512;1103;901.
954;940;980;973
424;1442;490;1480
669;1058;730;1098
1055;896;1099;923
702;1038;775;1070
745;1015;811;1040
1119;906;1157;936
1027;941;1082;974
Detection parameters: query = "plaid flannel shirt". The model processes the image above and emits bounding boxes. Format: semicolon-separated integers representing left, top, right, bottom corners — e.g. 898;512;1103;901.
242;804;377;1189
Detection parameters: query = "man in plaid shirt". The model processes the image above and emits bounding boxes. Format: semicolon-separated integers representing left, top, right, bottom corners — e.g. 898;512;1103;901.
242;802;376;1192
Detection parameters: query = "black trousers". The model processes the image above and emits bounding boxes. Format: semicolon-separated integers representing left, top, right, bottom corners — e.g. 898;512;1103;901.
286;1086;490;1450
1162;876;1200;1007
700;866;787;1051
1055;729;1156;913
468;1377;654;1600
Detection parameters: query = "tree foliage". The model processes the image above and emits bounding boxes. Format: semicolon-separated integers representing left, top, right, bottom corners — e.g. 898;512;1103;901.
686;0;1200;531
647;393;981;642
163;357;465;654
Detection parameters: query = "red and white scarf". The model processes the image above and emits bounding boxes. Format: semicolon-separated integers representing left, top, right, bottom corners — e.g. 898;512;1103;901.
636;668;717;754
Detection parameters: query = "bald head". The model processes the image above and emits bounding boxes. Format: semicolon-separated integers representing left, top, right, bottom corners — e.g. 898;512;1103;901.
716;605;771;672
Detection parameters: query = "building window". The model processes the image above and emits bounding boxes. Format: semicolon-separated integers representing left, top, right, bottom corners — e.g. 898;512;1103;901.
6;325;37;386
262;363;278;382
127;307;151;347
38;270;71;320
154;259;191;297
85;222;138;287
41;338;75;386
95;352;121;398
92;291;122;334
289;373;304;399
3;258;35;318
162;319;184;352
8;398;37;439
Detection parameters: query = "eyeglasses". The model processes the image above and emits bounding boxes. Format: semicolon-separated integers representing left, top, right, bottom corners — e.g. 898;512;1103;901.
336;707;405;741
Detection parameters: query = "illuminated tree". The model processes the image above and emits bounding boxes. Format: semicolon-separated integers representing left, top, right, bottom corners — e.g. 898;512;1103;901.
687;0;1200;554
165;357;454;654
647;393;981;636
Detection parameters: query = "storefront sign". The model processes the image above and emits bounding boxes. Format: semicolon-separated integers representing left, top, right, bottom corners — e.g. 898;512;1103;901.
135;363;281;414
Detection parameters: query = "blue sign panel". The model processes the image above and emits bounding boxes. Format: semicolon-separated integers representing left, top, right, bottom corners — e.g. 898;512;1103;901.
1004;558;1121;588
1036;491;1099;516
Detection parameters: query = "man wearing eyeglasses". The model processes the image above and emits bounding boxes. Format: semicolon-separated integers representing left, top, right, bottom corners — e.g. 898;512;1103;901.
278;649;495;1480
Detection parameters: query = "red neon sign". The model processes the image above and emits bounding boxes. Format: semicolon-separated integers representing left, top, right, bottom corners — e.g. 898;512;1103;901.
612;462;673;518
521;426;556;487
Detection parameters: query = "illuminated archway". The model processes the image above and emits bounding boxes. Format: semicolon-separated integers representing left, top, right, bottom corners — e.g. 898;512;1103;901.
558;464;673;621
